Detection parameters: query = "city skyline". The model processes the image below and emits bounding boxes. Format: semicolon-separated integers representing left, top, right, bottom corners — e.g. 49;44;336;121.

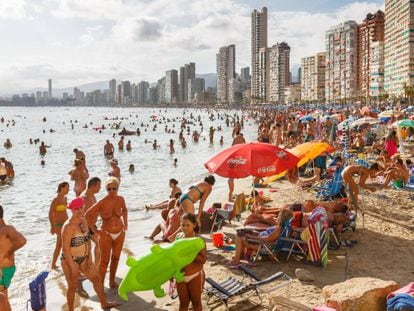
0;0;383;95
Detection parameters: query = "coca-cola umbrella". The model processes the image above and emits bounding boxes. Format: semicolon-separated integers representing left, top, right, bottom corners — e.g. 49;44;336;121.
204;142;300;178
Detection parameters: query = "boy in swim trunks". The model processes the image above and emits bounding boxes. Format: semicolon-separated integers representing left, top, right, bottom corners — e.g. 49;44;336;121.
0;205;27;310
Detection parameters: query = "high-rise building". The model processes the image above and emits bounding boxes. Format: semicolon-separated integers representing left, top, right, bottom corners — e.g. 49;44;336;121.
216;44;236;103
258;47;269;102
73;87;82;102
384;0;414;96
285;84;301;105
241;67;250;82
48;79;52;98
120;81;131;104
325;21;358;102
42;91;48;99
117;84;122;104
370;41;385;98
251;7;268;104
188;78;205;103
165;70;178;104
157;77;166;104
358;11;385;98
35;91;42;103
138;81;149;105
301;52;326;102
109;79;116;102
268;42;290;104
297;67;302;84
149;86;158;104
178;63;196;104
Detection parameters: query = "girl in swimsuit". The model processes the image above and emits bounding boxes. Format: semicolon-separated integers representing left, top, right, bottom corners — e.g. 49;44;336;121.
85;177;128;288
179;175;215;226
48;182;69;269
61;198;119;311
175;213;206;311
146;178;182;210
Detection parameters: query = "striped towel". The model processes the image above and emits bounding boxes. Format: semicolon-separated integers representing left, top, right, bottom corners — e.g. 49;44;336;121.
307;207;329;268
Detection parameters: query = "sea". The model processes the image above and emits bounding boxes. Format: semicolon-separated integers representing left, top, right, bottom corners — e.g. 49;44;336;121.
0;106;258;309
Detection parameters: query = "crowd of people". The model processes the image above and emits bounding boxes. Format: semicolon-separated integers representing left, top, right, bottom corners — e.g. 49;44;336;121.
1;105;413;310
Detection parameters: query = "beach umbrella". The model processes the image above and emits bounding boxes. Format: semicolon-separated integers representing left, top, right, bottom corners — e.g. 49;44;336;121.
262;142;333;185
392;119;414;127
378;110;403;117
350;117;380;128
402;106;414;112
337;118;354;130
300;115;315;122
204;142;299;178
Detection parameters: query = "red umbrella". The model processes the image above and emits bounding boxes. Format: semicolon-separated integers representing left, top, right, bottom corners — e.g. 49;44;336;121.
204;143;300;178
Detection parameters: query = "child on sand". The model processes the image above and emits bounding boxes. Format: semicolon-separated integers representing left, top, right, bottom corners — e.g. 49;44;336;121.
175;213;206;311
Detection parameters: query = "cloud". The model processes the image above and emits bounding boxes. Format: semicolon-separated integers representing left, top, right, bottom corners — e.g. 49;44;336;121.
0;0;385;94
0;0;27;19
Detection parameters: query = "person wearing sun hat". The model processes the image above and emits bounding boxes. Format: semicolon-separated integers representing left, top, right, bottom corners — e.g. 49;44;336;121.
85;177;128;288
61;197;120;310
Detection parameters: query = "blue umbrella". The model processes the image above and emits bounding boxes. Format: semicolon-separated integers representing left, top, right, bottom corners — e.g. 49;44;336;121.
300;115;315;122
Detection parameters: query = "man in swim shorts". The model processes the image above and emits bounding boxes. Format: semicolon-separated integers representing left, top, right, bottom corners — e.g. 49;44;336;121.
0;205;27;310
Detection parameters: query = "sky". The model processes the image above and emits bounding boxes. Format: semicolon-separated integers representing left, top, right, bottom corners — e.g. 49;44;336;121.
0;0;384;94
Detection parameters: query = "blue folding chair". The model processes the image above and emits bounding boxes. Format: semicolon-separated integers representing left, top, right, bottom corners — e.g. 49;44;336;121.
315;166;346;200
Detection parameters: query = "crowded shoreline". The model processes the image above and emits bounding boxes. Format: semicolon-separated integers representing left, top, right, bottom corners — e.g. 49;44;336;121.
0;105;414;310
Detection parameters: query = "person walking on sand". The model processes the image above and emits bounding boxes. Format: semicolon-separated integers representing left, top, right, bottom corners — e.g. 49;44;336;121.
81;177;102;266
0;205;27;311
85;177;127;288
49;182;69;269
61;198;120;311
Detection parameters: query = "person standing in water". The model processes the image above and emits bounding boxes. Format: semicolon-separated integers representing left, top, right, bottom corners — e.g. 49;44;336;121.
70;159;89;197
103;140;114;158
108;158;121;181
118;136;124;151
49;182;70;269
0;205;27;311
85;177;128;288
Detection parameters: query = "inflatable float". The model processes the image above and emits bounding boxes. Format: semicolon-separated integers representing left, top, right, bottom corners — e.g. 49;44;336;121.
118;237;204;301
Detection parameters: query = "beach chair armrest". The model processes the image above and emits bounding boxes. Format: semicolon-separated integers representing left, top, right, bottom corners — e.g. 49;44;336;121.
279;237;306;244
239;265;261;281
253;271;285;286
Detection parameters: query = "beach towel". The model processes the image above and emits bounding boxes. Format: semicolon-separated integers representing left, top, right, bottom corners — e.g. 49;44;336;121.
387;282;414;299
386;293;414;311
307;207;329;268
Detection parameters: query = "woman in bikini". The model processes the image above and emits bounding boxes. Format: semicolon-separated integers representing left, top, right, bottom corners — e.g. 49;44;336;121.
61;197;119;311
175;213;206;311
146;178;182;210
69;159;89;197
179;175;215;225
85;177;128;288
48;182;69;269
342;163;379;209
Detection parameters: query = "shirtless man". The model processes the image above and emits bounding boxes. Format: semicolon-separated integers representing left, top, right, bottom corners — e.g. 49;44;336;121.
85;177;128;288
232;131;246;146
0;205;27;310
342;163;380;209
73;148;87;170
81;177;102;266
118;136;124;151
39;141;51;155
109;159;121;180
103;140;114;158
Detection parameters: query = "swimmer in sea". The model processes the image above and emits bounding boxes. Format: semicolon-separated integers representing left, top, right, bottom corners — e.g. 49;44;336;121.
108;158;121;180
39;141;51;155
126;140;132;151
85;177;128;288
49;182;69;269
128;164;135;173
73;148;87;170
3;139;12;149
70;159;89;197
103;140;114;158
118;136;124;151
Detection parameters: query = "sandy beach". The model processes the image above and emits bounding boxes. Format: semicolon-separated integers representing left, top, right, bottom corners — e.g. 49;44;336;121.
41;175;413;310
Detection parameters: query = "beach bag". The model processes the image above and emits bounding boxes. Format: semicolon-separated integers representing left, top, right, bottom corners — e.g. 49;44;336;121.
28;271;48;311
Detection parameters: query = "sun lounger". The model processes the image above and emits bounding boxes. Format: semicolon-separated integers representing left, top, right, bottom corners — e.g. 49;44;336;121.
205;265;292;310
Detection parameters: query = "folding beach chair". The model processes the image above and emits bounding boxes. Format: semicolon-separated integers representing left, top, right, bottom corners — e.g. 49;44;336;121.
315;166;346;201
205;265;292;310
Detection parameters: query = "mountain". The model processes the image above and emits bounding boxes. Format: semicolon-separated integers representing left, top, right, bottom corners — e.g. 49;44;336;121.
197;73;216;89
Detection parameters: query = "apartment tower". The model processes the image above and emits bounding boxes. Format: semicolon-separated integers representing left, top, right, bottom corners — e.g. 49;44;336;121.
325;21;358;102
165;70;178;104
268;42;290;104
48;79;52;98
251;7;268;104
358;11;385;98
179;63;196;104
216;44;236;103
384;0;414;96
301;52;326;102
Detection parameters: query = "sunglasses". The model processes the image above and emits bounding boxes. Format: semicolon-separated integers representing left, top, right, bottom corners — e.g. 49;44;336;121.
107;187;118;191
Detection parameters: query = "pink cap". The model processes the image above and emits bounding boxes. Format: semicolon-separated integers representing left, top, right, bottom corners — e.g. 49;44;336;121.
68;197;84;210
